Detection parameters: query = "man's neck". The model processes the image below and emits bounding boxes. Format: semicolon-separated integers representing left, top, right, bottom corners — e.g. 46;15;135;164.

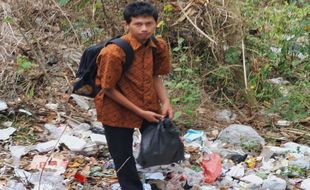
138;38;148;45
143;39;151;47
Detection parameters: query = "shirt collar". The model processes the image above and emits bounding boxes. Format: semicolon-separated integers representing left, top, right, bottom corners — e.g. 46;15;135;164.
123;33;157;50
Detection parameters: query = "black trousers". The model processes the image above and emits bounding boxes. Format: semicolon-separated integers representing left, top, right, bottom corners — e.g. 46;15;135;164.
104;125;144;190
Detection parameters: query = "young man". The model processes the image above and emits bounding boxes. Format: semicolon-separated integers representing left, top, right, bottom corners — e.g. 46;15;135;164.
95;2;173;190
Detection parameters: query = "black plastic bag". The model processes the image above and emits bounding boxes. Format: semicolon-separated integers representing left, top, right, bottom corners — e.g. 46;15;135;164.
137;118;184;168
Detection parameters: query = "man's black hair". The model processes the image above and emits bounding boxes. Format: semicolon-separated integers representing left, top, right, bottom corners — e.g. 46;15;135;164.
123;2;158;24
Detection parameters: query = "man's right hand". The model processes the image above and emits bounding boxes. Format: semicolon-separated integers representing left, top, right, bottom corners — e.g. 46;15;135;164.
139;110;164;123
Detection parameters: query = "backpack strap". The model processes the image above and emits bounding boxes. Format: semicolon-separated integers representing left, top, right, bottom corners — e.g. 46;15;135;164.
150;35;159;45
105;38;134;72
150;35;158;63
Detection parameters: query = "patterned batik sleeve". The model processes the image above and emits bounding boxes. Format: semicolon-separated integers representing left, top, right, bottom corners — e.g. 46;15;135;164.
96;45;125;89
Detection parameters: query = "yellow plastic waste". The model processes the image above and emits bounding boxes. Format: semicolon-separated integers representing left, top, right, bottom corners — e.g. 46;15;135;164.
245;157;256;169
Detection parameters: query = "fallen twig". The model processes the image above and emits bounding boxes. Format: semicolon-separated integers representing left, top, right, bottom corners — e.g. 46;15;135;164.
59;112;82;124
281;128;310;137
116;156;131;173
65;60;76;78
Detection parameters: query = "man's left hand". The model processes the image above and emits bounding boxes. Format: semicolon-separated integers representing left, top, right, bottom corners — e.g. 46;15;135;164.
161;102;173;120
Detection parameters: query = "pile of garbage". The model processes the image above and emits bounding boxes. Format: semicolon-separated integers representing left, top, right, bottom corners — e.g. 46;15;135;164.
0;98;310;190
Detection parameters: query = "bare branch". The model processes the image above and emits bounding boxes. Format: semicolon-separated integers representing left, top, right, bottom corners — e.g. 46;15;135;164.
17;27;51;84
50;0;81;45
177;0;217;44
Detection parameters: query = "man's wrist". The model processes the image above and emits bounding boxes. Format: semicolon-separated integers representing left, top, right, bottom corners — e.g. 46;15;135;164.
136;108;145;117
162;100;170;105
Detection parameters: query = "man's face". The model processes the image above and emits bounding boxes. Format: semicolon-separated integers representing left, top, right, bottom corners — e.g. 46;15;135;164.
126;16;157;43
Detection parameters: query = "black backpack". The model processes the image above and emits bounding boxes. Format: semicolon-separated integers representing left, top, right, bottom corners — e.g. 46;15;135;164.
72;37;134;98
73;35;158;98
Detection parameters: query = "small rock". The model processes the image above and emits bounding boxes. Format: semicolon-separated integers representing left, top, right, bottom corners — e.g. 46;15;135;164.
60;135;87;151
276;120;292;127
46;55;58;66
80;28;93;40
82;142;98;156
90;126;105;134
0;127;16;140
216;109;236;122
74;123;91;131
270;47;282;54
0;100;8;111
18;109;32;116
90;134;107;145
148;180;167;190
2;121;13;127
63;49;82;65
260;159;275;172
211;130;219;138
35;140;59;152
220;176;236;188
112;183;151;190
182;154;190;161
228;154;248;164
268;77;289;85
45;103;59;111
10;146;32;166
88;108;97;118
297;52;307;60
145;172;165;180
196;107;207;114
70;94;90;110
283;142;310;154
241;174;263;186
44;123;69;139
217;124;265;153
201;186;218;190
260;146;289;161
262;175;286;190
5;180;25;190
300;178;310;190
289;157;310;169
91;121;103;129
226;164;245;178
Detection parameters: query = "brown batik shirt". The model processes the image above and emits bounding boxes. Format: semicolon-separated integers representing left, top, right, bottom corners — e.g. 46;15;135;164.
95;34;171;129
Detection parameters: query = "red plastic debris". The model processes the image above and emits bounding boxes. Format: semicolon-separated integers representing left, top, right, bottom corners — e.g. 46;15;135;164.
74;171;86;184
200;153;222;183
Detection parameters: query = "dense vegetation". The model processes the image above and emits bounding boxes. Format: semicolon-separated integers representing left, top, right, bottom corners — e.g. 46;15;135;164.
0;0;309;143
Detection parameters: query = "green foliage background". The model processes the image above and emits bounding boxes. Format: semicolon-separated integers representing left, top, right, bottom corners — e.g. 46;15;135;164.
57;0;309;124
